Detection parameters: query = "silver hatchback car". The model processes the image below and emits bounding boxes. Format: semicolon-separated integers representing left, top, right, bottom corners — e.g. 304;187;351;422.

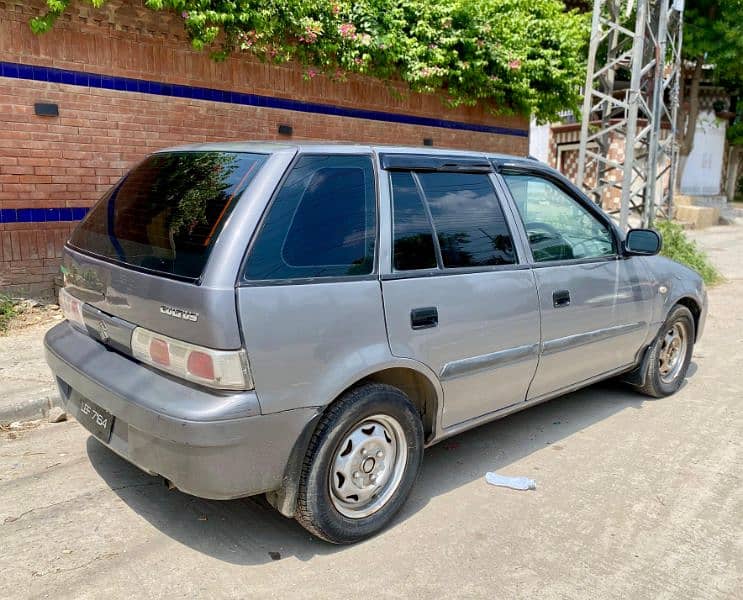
45;143;707;543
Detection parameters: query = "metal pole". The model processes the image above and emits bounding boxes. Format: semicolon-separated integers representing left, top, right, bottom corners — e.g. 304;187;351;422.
576;0;605;192
619;0;648;230
666;2;684;220
644;1;670;227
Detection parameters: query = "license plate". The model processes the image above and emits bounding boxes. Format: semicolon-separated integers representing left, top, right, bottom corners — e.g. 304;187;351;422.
78;397;114;442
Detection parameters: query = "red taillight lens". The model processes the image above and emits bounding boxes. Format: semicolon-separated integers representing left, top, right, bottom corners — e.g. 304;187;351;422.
149;338;170;366
187;350;215;380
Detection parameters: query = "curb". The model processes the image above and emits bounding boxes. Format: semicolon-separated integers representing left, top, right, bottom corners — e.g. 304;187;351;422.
0;394;62;424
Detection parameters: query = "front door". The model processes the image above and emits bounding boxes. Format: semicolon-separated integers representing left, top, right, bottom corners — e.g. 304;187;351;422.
500;170;652;399
380;164;541;429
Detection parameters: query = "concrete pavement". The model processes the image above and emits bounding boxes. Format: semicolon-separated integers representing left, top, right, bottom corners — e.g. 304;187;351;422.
0;310;62;423
0;226;741;599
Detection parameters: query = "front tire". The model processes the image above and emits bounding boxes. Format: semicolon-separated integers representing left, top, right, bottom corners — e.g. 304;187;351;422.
635;304;695;398
295;383;424;544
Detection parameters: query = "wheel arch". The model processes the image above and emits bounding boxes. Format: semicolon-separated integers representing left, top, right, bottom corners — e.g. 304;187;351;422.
674;296;701;342
266;363;442;518
624;296;700;389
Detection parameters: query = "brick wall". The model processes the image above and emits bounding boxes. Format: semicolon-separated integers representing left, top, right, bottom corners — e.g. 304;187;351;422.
0;0;528;297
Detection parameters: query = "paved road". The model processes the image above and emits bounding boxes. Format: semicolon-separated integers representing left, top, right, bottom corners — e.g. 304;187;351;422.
1;227;741;599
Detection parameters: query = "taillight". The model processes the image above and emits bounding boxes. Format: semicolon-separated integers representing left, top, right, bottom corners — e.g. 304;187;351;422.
149;338;171;367
131;327;252;390
187;350;215;380
59;287;85;329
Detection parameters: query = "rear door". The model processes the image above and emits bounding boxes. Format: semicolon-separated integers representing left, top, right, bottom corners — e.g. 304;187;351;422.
236;153;389;415
379;155;541;429
499;168;652;399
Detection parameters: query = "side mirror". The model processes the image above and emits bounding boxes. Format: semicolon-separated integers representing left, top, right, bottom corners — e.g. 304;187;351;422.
624;228;662;256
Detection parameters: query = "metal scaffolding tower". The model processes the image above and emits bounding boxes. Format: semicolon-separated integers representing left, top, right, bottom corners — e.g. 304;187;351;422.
576;0;684;228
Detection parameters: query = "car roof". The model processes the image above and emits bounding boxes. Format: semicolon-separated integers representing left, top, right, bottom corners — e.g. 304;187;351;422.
153;140;538;165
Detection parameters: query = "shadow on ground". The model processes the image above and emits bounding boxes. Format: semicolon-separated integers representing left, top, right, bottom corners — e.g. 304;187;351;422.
86;375;684;566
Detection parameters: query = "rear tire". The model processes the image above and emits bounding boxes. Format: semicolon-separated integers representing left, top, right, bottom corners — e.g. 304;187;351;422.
635;304;695;398
295;383;424;544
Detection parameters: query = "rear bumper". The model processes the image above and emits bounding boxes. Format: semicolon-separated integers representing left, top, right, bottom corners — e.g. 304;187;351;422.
44;321;317;500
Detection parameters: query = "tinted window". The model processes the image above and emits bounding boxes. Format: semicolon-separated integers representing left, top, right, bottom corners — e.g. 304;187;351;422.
417;172;515;268
244;155;376;280
69;152;266;279
503;174;616;262
391;172;437;271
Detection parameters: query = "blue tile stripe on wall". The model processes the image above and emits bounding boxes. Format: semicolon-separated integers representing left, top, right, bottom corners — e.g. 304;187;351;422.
0;60;528;138
0;207;89;224
1;60;529;223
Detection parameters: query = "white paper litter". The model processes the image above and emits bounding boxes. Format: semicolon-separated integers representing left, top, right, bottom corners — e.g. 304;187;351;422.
485;472;536;491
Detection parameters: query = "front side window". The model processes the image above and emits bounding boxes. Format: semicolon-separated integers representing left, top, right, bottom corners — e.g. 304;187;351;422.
417;172;515;268
503;174;616;262
244;154;376;280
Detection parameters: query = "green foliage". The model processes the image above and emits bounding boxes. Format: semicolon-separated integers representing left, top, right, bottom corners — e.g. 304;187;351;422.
684;1;743;85
727;116;743;147
655;220;721;286
0;294;18;334
30;0;588;121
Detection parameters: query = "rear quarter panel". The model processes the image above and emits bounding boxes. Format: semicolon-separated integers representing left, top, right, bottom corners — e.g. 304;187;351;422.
237;280;435;414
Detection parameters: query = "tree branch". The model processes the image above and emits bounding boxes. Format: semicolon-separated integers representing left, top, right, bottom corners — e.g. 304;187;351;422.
679;56;704;157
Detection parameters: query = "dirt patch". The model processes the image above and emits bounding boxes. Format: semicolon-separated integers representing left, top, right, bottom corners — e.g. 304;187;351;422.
0;301;63;335
0;419;44;440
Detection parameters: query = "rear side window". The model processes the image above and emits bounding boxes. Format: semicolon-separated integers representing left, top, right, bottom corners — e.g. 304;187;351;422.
244;154;376;281
417;172;515;268
69;152;266;280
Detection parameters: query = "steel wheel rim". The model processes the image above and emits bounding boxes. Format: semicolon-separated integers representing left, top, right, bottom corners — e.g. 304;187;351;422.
328;414;408;519
658;321;688;384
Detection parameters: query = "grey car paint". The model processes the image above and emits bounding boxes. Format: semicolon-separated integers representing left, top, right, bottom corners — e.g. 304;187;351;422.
640;255;707;340
44;142;707;517
382;269;541;428
526;259;653;399
238;280;390;415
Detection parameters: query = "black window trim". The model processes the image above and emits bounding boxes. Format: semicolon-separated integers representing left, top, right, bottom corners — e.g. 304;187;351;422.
388;169;521;277
495;163;622;267
239;152;380;287
66;241;204;284
411;171;445;270
380;153;493;174
387;170;442;273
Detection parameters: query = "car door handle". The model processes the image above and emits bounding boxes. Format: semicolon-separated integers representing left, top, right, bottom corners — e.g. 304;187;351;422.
552;290;571;308
411;306;438;330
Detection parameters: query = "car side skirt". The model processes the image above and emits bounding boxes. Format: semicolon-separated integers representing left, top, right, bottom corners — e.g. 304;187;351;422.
430;361;636;445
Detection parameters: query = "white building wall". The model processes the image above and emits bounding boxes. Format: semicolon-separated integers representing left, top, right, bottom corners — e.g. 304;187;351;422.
680;110;726;196
529;119;551;163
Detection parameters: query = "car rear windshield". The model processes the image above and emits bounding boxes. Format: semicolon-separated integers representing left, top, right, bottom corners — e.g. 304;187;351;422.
69;151;266;280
